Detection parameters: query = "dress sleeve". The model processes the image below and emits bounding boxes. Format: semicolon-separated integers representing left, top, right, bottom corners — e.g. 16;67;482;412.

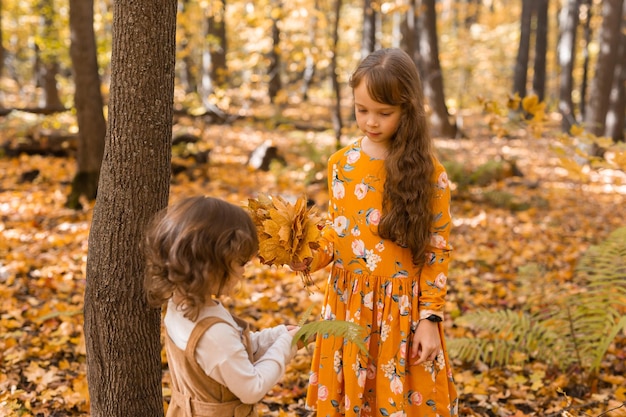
195;323;296;404
418;162;452;321
309;156;336;272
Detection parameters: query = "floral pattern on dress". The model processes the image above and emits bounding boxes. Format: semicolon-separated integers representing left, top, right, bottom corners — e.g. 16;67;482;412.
306;138;458;416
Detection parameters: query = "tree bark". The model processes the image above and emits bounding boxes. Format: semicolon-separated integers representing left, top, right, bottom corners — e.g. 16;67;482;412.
83;0;177;415
579;0;593;118
584;0;621;136
532;0;548;101
604;5;625;142
301;0;319;101
400;0;418;64
267;0;282;102
37;0;64;111
207;0;227;86
0;0;4;107
417;0;456;138
330;0;343;150
67;0;106;209
513;0;534;97
557;0;580;133
361;0;376;59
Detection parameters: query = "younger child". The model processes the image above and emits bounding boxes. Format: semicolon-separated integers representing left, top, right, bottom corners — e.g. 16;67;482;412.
144;196;299;417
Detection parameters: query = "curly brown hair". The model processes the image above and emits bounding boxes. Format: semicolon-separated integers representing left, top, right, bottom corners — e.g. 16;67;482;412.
349;48;435;266
143;196;259;321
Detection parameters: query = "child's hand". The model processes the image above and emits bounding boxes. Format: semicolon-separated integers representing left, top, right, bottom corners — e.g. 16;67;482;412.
410;319;442;365
287;325;306;349
288;257;312;272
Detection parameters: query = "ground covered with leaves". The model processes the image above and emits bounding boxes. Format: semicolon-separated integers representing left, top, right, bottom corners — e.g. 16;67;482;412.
0;108;625;416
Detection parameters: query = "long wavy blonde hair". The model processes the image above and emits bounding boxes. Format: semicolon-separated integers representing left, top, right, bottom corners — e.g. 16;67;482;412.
349;48;435;266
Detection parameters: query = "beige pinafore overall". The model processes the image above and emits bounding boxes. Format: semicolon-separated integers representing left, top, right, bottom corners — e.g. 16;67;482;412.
165;316;257;417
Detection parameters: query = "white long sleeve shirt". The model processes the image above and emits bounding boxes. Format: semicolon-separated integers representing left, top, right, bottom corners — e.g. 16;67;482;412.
164;299;297;404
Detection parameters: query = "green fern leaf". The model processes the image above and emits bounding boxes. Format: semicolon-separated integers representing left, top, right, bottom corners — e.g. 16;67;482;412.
292;320;369;356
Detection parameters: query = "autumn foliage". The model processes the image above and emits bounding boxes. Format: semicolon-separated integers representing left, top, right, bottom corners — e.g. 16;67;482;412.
246;194;323;288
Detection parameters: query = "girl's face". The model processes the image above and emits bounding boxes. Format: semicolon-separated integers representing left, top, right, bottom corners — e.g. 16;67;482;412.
223;258;249;294
354;81;401;148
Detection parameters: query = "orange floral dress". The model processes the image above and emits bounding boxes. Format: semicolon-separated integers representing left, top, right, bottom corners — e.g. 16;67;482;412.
306;138;458;417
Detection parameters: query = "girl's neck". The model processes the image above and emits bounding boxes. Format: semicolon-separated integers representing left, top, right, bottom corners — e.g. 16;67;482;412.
172;291;219;307
361;136;388;160
205;297;219;307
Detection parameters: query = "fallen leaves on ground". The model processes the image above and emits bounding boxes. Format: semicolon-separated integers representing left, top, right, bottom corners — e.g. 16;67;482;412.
1;116;625;416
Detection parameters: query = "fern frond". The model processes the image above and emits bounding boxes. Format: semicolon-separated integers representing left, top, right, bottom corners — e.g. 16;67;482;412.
297;304;316;327
450;309;536;366
591;315;626;371
293;320;369;356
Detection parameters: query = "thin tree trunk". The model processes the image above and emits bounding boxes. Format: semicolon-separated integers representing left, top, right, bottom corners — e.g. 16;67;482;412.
400;0;417;61
0;0;4;107
37;0;64;111
417;0;456;138
177;0;196;94
330;0;343;150
67;0;106;209
579;0;593;118
532;0;548;101
584;0;621;136
84;0;177;415
604;7;625;142
557;0;580;133
301;0;319;101
208;0;227;86
267;0;282;103
513;0;534;97
361;0;376;59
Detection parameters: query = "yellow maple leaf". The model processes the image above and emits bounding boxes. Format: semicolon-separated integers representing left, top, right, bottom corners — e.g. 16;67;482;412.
246;195;324;288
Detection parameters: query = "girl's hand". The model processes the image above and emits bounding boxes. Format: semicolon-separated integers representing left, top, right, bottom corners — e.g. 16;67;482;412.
288;257;312;272
286;325;307;349
410;319;442;365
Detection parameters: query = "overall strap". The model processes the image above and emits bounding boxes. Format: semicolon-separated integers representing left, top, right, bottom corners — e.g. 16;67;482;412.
185;316;230;359
186;315;254;362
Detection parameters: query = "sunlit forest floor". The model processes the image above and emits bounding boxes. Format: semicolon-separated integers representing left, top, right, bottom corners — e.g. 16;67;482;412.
0;103;625;416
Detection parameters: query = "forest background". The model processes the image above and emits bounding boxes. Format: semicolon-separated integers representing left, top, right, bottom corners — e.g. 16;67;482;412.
0;0;625;416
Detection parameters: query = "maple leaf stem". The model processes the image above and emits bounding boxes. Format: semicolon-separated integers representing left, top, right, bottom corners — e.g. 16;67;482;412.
298;268;318;293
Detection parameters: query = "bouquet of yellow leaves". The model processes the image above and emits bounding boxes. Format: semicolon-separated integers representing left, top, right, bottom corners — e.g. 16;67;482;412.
246;194;323;288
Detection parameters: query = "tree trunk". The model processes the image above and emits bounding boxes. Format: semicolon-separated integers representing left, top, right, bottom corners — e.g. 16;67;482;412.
417;0;456;138
361;0;376;59
513;0;534;97
207;0;227;86
67;0;106;210
400;0;417;62
301;0;319;101
0;0;4;107
532;0;548;101
37;0;64;111
267;0;282;103
84;0;177;415
178;0;197;94
557;0;580;133
584;0;621;136
330;0;343;150
604;5;625;142
579;0;593;118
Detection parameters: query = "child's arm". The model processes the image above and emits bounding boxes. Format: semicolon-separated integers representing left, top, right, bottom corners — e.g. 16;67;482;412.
249;325;298;360
195;323;296;404
411;163;452;362
417;162;452;322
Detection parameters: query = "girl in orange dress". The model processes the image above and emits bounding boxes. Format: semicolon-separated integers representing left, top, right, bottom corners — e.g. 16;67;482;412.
302;48;458;416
